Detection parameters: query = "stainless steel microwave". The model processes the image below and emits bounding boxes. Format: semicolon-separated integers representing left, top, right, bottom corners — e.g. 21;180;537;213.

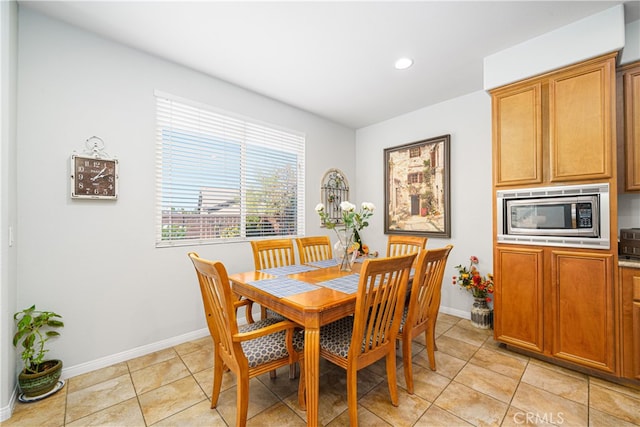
497;183;610;249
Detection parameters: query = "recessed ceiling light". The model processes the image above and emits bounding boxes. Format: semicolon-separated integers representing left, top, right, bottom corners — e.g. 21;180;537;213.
394;57;413;70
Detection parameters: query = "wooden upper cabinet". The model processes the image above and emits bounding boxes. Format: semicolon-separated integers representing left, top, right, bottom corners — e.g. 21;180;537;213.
549;55;614;182
621;62;640;191
492;82;543;186
492;53;616;188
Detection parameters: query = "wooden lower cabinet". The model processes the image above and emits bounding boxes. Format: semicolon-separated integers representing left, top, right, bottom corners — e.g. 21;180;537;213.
495;245;616;374
494;246;544;352
634;278;640;380
619;266;640;380
550;250;615;373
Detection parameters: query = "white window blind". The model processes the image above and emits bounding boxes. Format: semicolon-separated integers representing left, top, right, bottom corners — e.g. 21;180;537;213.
155;91;305;247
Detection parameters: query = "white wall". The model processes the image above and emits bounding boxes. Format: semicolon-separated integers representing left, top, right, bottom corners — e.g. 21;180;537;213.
355;90;493;317
483;5;625;90
0;0;18;419
15;8;354;380
621;19;640;65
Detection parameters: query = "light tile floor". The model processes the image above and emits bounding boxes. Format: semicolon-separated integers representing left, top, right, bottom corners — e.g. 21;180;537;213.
3;313;640;426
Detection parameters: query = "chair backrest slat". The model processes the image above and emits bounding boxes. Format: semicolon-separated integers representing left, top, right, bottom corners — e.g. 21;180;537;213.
408;245;453;327
350;254;416;358
296;236;333;264
386;235;428;263
251;239;295;269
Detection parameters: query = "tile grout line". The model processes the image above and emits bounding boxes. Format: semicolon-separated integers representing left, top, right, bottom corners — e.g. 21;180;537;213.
416;318;477;425
125;359;150;427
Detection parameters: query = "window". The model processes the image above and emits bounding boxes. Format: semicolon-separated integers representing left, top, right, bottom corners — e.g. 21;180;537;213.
407;172;423;184
155;91;305;247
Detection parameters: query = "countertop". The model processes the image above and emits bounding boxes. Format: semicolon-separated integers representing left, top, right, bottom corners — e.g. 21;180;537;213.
619;257;640;268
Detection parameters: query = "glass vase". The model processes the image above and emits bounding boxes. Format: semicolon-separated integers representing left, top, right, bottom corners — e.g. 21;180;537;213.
470;297;493;329
334;228;355;272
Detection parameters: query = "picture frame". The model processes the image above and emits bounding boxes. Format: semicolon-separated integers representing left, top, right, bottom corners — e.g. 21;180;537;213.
384;134;451;238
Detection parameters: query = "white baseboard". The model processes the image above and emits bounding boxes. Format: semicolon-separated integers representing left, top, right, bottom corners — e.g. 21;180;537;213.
1;327;212;422
61;327;210;380
19;304;467;387
63;308;465;381
0;389;17;422
439;305;470;320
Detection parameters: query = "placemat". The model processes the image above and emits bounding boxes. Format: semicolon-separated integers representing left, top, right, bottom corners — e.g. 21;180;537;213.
306;259;339;268
247;277;319;298
258;264;318;276
319;274;361;294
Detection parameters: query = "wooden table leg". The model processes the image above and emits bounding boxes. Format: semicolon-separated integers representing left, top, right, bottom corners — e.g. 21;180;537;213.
304;326;320;426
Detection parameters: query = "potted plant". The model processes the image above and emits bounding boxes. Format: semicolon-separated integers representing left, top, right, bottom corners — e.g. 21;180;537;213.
13;305;64;398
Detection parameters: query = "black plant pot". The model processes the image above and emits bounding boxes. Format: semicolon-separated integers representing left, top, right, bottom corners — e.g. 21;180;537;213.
18;359;62;398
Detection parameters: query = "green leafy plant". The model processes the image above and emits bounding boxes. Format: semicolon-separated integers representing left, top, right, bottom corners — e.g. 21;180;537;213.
13;305;64;373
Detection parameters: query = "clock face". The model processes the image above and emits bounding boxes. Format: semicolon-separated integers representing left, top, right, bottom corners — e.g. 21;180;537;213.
71;156;118;199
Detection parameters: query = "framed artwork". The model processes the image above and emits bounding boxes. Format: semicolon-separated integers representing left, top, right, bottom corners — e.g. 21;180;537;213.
384;134;451;238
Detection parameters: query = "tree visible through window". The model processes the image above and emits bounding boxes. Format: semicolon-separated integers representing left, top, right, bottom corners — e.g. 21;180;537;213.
155;91;305;246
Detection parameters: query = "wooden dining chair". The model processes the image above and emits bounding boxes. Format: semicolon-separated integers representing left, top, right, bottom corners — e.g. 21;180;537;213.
295;235;333;264
250;239;295;320
386;234;428;259
396;245;453;394
318;253;416;427
187;252;305;426
249;238;298;378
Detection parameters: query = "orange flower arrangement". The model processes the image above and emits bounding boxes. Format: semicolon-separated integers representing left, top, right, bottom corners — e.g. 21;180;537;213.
452;256;494;302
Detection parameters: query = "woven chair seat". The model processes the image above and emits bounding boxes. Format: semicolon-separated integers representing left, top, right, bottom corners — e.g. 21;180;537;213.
242;325;304;368
322;315;396;358
239;317;280;332
398;305;409;334
319;316;354;358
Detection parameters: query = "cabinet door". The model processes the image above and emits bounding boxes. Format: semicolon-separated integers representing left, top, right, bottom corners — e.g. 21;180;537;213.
551;250;615;373
632;276;640;380
492;82;543;187
623;63;640;191
494;246;544;352
549;56;615;182
619;267;639;379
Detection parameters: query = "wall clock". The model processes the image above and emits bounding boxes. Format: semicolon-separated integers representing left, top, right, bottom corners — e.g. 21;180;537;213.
70;136;119;199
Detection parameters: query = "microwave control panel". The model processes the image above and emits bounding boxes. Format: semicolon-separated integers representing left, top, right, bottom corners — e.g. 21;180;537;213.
576;203;593;228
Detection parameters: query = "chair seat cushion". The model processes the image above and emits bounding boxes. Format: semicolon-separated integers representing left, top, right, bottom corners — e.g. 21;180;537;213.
240;320;304;368
319;316;355;358
239;317;281;333
398;305;409;334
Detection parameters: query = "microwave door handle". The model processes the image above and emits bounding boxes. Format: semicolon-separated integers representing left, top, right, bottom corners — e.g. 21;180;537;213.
571;203;576;229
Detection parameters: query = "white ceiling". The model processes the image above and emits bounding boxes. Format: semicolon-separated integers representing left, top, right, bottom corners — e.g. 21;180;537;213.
19;1;640;129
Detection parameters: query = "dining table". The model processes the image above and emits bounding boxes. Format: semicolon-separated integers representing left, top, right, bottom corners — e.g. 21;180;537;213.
228;258;367;427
